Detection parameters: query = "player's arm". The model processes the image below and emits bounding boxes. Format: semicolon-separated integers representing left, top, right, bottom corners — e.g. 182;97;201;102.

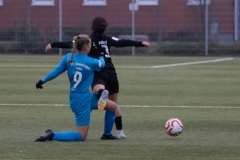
36;55;69;89
45;41;73;52
107;36;150;48
98;56;105;68
92;56;105;72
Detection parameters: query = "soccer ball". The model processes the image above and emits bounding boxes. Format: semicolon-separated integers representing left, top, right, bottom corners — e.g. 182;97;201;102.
165;118;183;137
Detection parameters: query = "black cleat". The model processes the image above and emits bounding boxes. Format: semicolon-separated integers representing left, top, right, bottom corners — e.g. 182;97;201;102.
101;134;121;140
35;129;54;142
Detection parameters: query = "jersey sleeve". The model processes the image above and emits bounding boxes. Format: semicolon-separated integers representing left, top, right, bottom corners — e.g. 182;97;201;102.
92;56;105;71
51;41;73;49
41;55;69;83
98;56;105;68
107;35;143;47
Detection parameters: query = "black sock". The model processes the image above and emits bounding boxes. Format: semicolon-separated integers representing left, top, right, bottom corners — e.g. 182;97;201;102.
96;89;104;99
115;116;122;130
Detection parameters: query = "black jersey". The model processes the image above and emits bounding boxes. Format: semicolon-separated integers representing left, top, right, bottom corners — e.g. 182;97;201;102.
51;34;143;73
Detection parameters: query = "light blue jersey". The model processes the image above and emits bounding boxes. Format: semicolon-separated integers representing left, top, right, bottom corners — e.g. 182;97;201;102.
42;53;105;93
41;53;105;126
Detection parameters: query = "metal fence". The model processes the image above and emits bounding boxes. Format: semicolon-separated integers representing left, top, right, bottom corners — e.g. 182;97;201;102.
0;0;239;56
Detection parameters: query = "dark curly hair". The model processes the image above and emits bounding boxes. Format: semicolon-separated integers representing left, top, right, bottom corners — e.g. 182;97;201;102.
91;17;109;54
91;16;108;37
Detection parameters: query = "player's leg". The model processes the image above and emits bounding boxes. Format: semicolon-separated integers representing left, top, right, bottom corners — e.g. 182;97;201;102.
90;91;120;140
76;126;89;140
91;72;125;139
108;93;125;139
35;127;87;142
101;99;120;140
106;73;126;139
101;109;119;140
35;93;91;142
51;126;88;141
94;85;125;137
41;125;89;142
51;95;91;141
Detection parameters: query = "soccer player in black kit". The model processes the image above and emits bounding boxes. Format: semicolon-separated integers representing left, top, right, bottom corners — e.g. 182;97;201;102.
45;16;150;139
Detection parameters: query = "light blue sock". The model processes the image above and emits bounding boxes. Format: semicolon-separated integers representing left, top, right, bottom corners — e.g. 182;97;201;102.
104;110;116;135
52;131;83;141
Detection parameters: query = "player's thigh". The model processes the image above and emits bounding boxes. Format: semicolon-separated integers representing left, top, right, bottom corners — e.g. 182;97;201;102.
108;93;118;103
90;93;98;110
70;93;91;126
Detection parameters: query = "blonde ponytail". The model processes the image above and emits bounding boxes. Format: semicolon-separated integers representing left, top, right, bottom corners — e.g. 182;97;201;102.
68;34;91;63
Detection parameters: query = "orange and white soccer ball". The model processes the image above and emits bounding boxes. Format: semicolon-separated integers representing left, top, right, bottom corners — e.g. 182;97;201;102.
165;118;183;137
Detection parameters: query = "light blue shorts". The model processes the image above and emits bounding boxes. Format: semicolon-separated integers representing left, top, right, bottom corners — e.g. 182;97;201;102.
69;92;99;126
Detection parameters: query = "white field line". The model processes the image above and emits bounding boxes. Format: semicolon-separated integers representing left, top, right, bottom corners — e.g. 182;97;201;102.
0;103;240;109
150;57;234;69
0;57;234;69
0;64;54;68
108;57;234;69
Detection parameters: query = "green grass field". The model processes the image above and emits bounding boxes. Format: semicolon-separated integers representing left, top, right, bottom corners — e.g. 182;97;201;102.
0;55;240;160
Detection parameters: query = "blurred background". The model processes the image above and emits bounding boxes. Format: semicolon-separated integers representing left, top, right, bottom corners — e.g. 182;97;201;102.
0;0;239;56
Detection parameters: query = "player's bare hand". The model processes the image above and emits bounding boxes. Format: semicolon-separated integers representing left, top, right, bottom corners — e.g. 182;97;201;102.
45;44;52;52
142;42;150;48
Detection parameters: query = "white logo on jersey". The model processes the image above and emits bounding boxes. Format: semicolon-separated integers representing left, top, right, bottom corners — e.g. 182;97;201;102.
112;37;119;41
93;42;97;49
99;41;107;45
75;62;91;70
95;40;111;58
76;67;83;70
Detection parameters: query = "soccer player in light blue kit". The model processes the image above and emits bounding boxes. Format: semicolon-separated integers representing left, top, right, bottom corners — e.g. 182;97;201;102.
35;34;120;141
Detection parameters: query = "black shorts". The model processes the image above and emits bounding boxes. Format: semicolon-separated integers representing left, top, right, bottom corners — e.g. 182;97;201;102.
91;71;119;94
